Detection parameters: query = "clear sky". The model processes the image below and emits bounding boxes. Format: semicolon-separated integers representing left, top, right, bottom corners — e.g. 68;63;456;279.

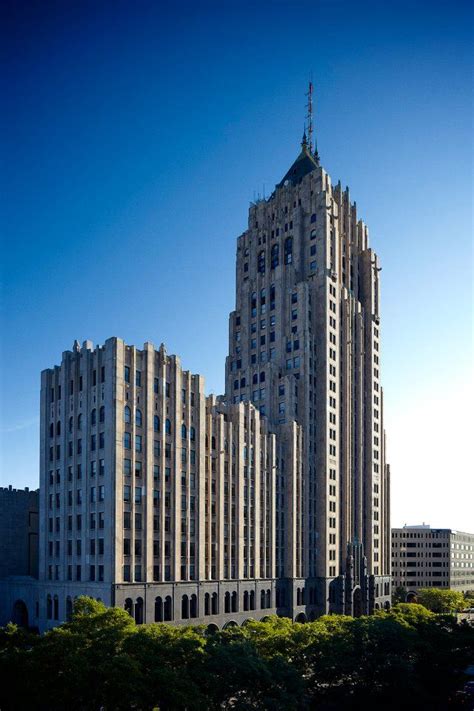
1;0;473;531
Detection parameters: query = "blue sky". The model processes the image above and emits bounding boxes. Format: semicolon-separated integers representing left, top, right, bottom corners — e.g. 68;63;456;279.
1;0;472;530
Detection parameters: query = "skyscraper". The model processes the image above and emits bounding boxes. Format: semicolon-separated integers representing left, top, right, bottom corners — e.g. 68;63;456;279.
0;93;391;630
225;108;391;614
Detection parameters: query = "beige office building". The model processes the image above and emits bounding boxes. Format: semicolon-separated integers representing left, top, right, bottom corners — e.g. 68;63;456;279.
392;525;474;595
1;110;391;631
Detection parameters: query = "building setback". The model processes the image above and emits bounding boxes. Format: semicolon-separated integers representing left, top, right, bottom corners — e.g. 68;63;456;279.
392;525;474;595
0;110;392;630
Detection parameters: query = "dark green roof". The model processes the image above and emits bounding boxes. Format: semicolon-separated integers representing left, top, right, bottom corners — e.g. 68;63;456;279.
277;145;319;188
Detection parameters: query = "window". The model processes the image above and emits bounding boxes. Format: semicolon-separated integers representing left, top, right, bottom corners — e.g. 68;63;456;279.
123;432;131;449
258;251;265;273
124;406;131;424
135;370;141;387
124;366;130;383
91;434;96;451
91;408;97;426
135;461;142;477
165;419;171;435
135;435;142;453
98;485;105;502
154;377;159;394
190;426;195;441
135;487;142;504
123;486;131;502
154;415;160;432
99;406;105;423
271;244;279;268
181;424;187;439
135;409;142;427
285;237;293;264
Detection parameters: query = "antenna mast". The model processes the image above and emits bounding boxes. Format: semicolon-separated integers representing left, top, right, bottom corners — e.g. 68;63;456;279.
306;80;313;153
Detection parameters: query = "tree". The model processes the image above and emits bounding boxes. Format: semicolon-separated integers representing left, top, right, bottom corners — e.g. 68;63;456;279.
392;585;407;604
417;588;466;614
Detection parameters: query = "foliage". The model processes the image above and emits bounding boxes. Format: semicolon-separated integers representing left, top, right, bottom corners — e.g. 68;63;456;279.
392;585;407;604
1;597;473;710
417;587;466;614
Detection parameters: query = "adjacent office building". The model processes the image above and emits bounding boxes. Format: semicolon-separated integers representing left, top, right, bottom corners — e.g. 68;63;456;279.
1;104;391;630
392;525;474;594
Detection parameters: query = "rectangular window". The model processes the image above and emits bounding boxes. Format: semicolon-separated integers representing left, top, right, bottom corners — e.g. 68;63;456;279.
135;487;142;504
123;486;131;502
135;370;141;387
135;435;142;452
98;485;105;502
124;366;130;383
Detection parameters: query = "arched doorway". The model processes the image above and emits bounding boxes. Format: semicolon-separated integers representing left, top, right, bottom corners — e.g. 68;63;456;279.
223;620;238;629
135;597;144;624
206;623;219;635
295;612;307;623
353;587;363;617
406;592;417;604
12;600;28;628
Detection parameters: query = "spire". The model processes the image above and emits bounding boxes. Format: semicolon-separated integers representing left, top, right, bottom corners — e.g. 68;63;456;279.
301;127;308;151
305;80;313;153
306;79;320;164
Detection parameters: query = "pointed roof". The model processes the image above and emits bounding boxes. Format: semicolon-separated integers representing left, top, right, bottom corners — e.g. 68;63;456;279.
277;138;320;188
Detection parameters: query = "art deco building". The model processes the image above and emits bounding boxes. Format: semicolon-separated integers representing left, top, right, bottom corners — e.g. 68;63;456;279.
0;102;391;631
225;131;391;615
392;525;474;595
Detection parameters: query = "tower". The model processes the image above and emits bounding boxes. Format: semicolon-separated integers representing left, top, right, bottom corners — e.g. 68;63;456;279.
225;87;391;614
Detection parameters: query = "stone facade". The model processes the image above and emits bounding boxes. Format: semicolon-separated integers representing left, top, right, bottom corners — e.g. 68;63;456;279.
392;525;474;595
1;126;392;630
225;137;391;613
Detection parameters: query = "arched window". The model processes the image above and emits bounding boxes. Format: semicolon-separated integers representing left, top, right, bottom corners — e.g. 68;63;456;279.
190;426;195;441
301;587;306;604
56;421;61;436
154;415;160;432
224;591;230;613
205;592;210;616
243;590;249;611
271;244;279;269
124;406;131;424
66;596;73;621
49;423;54;438
285;237;293;265
181;595;189;620
135;597;144;624
135;409;142;427
91;409;97;426
190;594;197;618
260;589;266;609
258;250;265;274
266;590;271;609
124;598;133;616
165;419;171;435
46;594;53;620
181;424;187;439
164;596;172;621
77;413;82;430
250;590;255;610
53;595;59;620
231;591;237;613
211;592;218;615
155;596;163;622
68;417;73;434
99;406;105;423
